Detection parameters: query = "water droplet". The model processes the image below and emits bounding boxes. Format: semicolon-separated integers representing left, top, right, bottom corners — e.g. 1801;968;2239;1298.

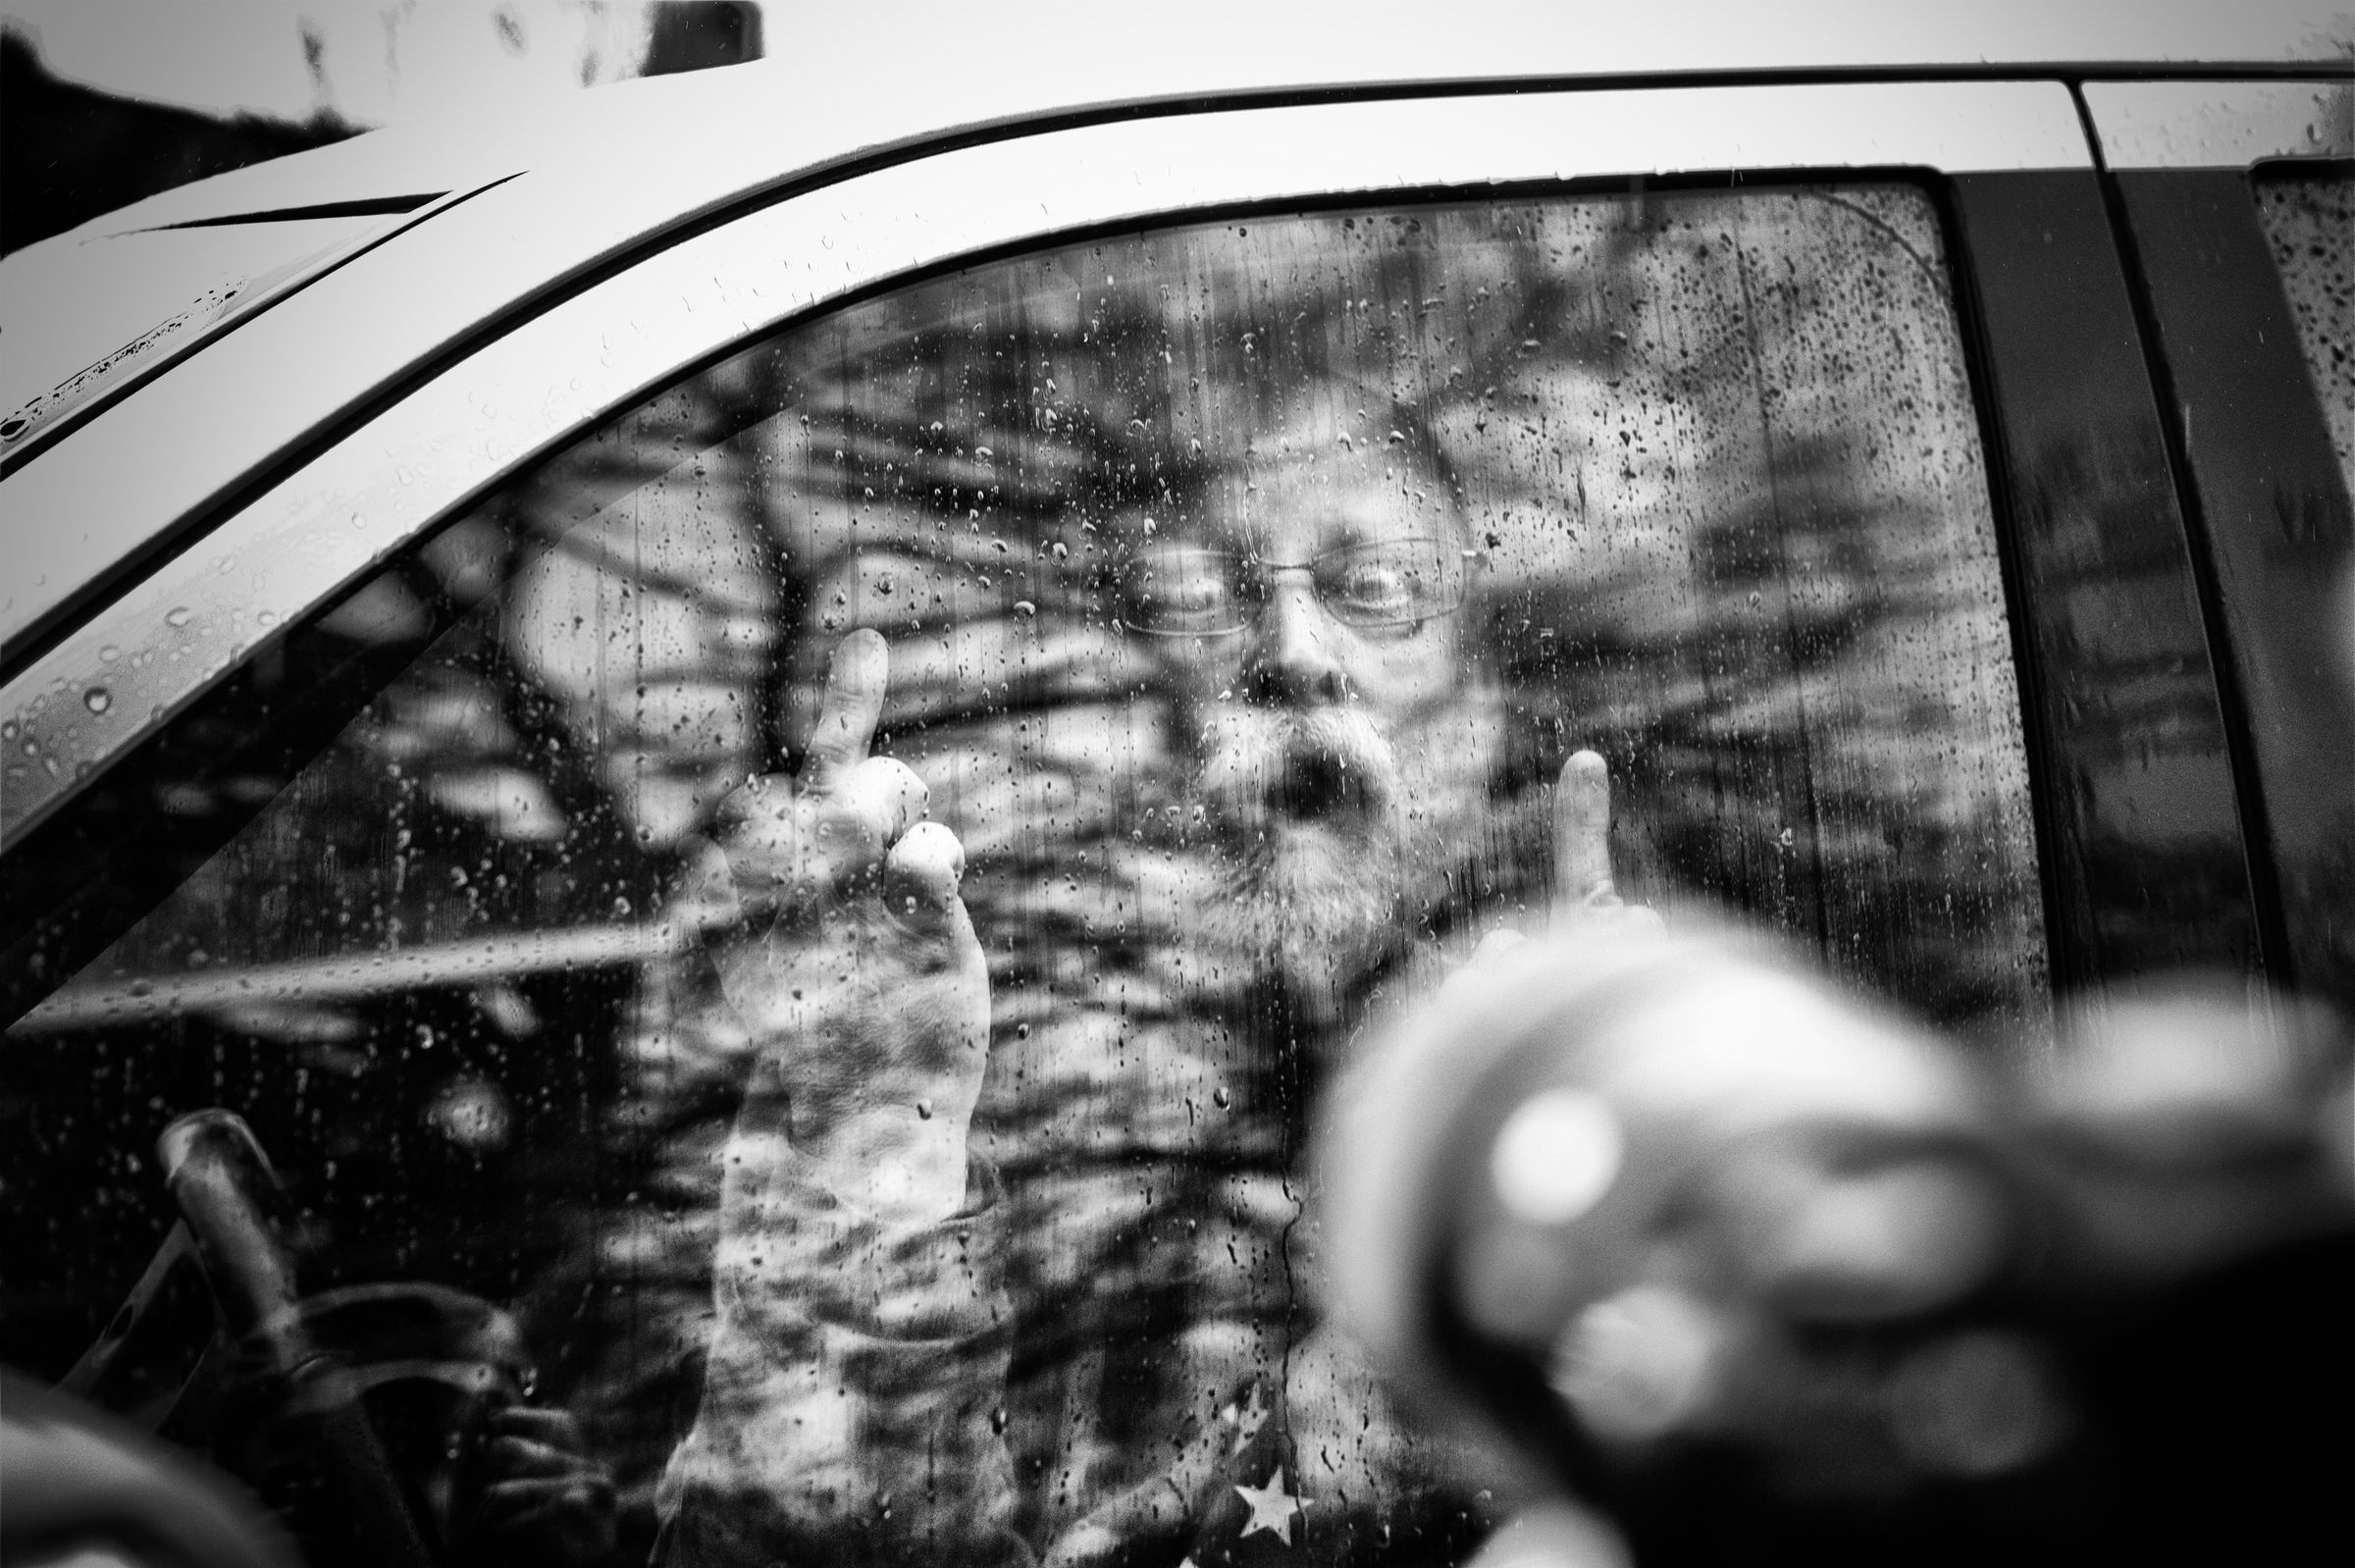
83;688;112;713
165;606;192;627
916;1099;934;1120
1213;1086;1231;1109
96;644;121;663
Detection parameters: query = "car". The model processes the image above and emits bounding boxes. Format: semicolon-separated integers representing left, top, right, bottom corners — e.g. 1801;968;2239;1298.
4;9;2350;1566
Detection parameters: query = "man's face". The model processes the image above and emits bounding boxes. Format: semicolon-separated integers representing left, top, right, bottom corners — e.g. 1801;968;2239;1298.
1127;426;1502;1016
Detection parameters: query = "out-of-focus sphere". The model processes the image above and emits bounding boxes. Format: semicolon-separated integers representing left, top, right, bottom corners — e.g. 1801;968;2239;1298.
1491;1088;1626;1227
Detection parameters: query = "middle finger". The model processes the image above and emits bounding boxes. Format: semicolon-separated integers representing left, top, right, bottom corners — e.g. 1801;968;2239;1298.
802;628;891;791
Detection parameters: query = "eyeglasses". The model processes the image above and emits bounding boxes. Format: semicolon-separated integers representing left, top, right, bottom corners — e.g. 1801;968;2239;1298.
1119;538;1469;637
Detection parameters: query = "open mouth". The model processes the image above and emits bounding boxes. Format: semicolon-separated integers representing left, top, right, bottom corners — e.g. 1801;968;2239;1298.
1266;745;1376;820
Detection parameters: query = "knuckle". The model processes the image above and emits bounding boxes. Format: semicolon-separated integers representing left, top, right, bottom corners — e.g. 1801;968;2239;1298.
857;757;931;826
892;820;967;880
716;770;789;820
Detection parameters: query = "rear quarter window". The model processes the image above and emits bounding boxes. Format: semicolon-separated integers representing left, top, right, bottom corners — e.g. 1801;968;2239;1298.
2254;168;2355;480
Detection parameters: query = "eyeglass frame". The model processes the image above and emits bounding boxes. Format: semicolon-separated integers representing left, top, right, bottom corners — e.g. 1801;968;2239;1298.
1115;536;1475;638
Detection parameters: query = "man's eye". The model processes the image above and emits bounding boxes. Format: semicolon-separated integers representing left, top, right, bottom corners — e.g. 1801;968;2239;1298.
1319;543;1460;626
1336;562;1410;610
1163;574;1230;612
1132;560;1234;627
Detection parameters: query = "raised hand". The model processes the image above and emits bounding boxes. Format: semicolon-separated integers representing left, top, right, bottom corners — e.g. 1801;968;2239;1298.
1448;751;1657;993
689;628;990;1223
1547;750;1660;934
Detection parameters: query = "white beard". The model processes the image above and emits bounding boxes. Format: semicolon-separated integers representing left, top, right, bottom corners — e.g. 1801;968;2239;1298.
1168;698;1500;1027
1199;815;1406;1025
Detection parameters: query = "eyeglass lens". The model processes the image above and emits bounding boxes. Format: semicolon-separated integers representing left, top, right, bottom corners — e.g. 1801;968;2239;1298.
1125;539;1464;635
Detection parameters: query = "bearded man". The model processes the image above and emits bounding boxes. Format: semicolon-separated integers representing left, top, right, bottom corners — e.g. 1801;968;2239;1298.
651;394;1640;1568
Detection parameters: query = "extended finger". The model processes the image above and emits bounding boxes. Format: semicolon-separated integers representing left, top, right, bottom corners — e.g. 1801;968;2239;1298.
803;627;891;789
1554;750;1618;912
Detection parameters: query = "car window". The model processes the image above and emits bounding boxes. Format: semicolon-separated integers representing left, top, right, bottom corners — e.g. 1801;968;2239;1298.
2253;167;2355;482
6;183;2048;1563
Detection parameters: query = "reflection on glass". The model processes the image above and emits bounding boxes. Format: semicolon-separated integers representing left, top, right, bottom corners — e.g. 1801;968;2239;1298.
8;186;2047;1566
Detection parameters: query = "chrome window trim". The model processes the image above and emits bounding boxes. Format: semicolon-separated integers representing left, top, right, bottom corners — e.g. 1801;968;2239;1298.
2084;78;2355;168
1;78;2090;842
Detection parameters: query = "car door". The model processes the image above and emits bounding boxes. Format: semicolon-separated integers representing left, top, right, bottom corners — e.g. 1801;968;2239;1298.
2081;77;2355;1006
0;77;2280;1563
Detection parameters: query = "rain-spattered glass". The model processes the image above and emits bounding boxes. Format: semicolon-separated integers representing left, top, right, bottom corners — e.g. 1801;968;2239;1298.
2254;168;2355;483
5;186;2048;1566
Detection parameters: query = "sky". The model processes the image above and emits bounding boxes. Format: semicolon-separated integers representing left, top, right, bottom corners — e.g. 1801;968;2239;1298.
0;1;664;127
2;1;2347;132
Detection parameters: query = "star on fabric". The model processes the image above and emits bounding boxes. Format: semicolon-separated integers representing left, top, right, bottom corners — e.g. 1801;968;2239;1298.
1233;1468;1302;1545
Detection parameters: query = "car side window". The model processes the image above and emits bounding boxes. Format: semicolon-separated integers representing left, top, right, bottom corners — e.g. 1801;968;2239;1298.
6;184;2048;1563
2253;168;2355;480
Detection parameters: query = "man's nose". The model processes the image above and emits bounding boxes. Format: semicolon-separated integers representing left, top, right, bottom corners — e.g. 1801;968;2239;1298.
1241;578;1350;706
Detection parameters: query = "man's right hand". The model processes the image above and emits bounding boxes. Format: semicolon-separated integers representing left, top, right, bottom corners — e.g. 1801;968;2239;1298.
685;627;990;1224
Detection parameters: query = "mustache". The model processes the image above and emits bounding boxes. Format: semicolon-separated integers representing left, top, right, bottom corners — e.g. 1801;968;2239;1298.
1191;706;1403;828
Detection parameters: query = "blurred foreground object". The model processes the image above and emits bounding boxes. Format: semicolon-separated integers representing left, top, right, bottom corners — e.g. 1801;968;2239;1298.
1325;926;2355;1567
0;1368;298;1568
